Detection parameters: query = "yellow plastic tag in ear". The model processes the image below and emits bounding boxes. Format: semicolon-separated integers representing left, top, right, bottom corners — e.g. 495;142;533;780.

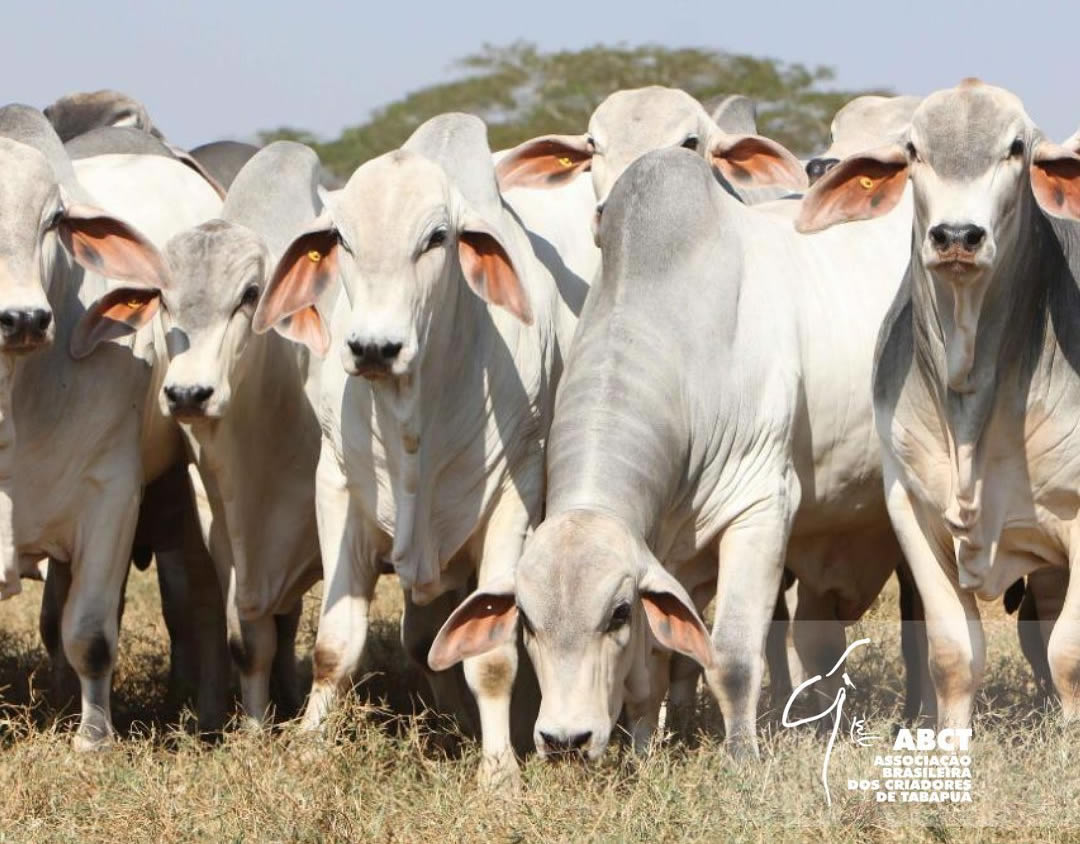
558;156;573;168
859;176;875;190
307;250;322;263
125;296;145;308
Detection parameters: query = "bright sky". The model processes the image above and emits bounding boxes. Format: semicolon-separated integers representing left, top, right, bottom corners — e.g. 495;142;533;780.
13;0;1077;150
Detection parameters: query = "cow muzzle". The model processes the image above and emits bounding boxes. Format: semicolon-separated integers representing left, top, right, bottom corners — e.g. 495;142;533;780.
163;383;217;419
0;307;53;353
344;336;409;379
926;223;988;277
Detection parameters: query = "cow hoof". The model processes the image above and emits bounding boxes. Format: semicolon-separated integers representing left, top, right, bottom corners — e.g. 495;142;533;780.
724;735;760;762
72;730;114;753
476;752;521;794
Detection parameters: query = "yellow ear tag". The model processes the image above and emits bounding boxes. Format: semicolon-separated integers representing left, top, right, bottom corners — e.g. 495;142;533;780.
858;176;875;190
558;156;573;168
126;297;144;309
307;250;322;263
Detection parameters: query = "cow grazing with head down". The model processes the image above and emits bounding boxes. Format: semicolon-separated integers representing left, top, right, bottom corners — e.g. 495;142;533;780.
0;104;226;746
430;133;913;762
795;79;1080;727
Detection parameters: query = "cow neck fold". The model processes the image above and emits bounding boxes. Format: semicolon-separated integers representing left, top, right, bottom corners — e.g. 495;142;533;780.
909;195;1053;581
375;243;523;600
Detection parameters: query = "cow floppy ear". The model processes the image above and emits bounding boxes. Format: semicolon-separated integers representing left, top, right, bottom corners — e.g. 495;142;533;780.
1031;141;1080;222
796;144;909;233
71;285;162;359
709;131;808;192
496;134;592;191
458;214;533;325
253;213;338;353
57;201;170;289
638;562;715;670
428;587;518;672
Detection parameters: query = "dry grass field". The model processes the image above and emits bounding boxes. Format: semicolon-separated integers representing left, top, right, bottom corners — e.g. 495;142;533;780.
0;568;1077;843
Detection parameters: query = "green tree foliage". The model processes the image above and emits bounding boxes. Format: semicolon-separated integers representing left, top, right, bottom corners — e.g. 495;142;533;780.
262;42;889;179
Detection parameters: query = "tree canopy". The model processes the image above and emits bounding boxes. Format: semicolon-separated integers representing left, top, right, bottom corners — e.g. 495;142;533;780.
261;42;889;179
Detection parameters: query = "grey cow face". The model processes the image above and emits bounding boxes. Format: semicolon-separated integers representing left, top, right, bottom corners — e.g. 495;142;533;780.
158;221;267;420
906;83;1035;289
0;139;60;352
427;511;715;762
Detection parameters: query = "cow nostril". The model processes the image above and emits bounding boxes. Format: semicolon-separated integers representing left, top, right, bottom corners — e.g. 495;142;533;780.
805;157;839;185
31;309;51;333
929;225;949;248
192;386;214;404
540;730;592;754
963;226;986;249
163;385;180;403
0;312;18;331
380;341;402;360
347;339;364;358
569;730;591;750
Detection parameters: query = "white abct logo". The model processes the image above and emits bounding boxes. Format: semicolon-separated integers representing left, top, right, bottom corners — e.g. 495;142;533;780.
893;728;972;752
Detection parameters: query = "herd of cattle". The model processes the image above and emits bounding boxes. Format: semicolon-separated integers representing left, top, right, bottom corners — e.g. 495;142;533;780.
0;80;1077;786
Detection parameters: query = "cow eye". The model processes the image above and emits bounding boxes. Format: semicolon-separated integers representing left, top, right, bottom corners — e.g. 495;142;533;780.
606;602;632;633
681;135;699;152
424;227;447;252
585;135;596;150
1009;138;1025;158
518;607;534;637
906;141;918;160
240;284;260;307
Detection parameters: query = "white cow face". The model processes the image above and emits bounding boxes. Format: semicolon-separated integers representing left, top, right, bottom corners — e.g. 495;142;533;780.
495;86;807;236
797;80;1080;391
253;150;531;377
156;222;269;420
0;138;172;361
427;511;715;762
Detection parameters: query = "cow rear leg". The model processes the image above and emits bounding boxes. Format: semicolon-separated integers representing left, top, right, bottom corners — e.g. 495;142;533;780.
790;585;846;718
271;606;303;719
40;559;80;712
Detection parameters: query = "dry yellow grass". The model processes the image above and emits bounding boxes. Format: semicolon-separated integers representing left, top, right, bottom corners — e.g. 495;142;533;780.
0;569;1077;843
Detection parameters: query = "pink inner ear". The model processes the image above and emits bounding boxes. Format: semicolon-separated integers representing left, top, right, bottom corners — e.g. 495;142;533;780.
277;305;330;356
796;155;908;233
458;231;533;324
60;216;170;288
1031;156;1080;221
711;136;807;190
428;594;518;672
495;137;592;191
255;230;339;334
641;591;714;669
70;287;160;359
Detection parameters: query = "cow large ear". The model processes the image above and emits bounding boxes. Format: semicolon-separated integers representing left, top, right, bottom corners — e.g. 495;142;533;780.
496;134;592;191
71;285;162;359
796;145;909;233
458;214;533;325
638;562;715;670
57;202;170;289
428;587;518;671
253;213;338;353
709;132;808;192
1031;141;1080;221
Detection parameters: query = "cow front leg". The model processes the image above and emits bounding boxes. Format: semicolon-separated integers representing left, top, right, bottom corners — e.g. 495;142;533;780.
886;477;983;730
271;605;303;719
1047;559;1080;719
302;449;380;730
64;486;140;750
704;499;791;760
226;582;277;727
464;485;538;790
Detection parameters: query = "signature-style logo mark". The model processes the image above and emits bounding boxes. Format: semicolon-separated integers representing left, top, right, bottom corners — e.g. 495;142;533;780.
782;637;875;807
